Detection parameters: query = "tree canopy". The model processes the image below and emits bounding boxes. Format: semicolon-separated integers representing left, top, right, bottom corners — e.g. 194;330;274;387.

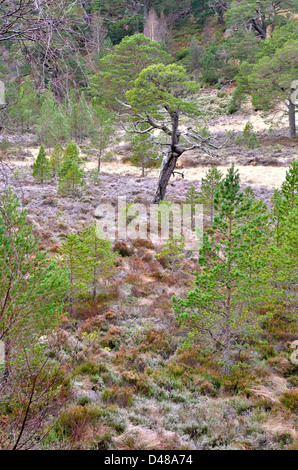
92;34;173;107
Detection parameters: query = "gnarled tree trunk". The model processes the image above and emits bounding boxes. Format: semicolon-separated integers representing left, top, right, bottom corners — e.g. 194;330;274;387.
288;99;297;138
152;111;183;203
152;151;180;203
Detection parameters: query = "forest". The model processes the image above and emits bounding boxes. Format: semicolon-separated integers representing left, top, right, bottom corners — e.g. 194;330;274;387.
0;0;297;452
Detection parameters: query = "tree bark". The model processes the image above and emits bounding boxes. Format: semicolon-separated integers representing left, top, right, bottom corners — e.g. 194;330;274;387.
98;149;102;172
152;151;179;203
289;99;297;138
217;7;224;25
82;0;92;26
152;111;182;203
144;0;150;19
152;111;181;204
251;19;267;40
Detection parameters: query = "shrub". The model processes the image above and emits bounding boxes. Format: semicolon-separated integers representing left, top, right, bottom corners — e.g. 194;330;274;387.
156;236;185;273
33;145;52;183
113;241;132;257
132;238;154;250
280;391;298;412
102;385;134;407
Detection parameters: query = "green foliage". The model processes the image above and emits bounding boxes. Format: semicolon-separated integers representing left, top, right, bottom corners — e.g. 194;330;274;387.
69;91;94;143
32;145;52;183
90;102;115;171
35;88;70;147
9;77;41;133
199;167;223;224
201;42;222;85
58;162;85;196
59;224;117;310
127;63;199;117
234;122;259;148
0;189;70;448
92;34;173;107
256;21;298;60
58;141;84;193
79;223;117;299
226;0;298;39
62;141;81;165
0;189;69;339
89;169;101;185
265;206;298;310
239;39;298;137
130;131;161;177
173;166;270;371
59;232;90;312
157;236;185;273
50;144;64;177
185;185;200;213
224;29;261;63
109;15;145;44
281;158;298;209
265;161;298;310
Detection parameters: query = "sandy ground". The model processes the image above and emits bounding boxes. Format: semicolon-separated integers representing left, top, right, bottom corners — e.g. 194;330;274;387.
13;152;288;190
208;109;288;133
86;162;288;190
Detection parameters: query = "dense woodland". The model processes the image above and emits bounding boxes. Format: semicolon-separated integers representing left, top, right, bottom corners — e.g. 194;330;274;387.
0;0;297;451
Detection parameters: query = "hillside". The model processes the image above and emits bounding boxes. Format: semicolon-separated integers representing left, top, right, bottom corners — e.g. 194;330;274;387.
0;0;297;453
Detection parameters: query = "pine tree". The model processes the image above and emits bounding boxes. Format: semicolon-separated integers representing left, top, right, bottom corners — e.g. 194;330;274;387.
185;185;200;211
264;162;298;312
9;77;41;133
79;223;117;300
50;144;64;177
185;185;201;229
69;91;93;143
189;36;200;75
92;33;173;108
59;232;89;313
90;103;115;172
58;161;85;196
157;236;185;274
0;189;69;448
35;88;70;147
240;39;298;137
199;167;223;224
58;141;85;194
281;158;298;210
173;165;269;371
32;145;52;183
271;159;298;237
264;206;298;313
59;225;116;307
131;132;160;177
0;188;69;341
60;140;81;171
